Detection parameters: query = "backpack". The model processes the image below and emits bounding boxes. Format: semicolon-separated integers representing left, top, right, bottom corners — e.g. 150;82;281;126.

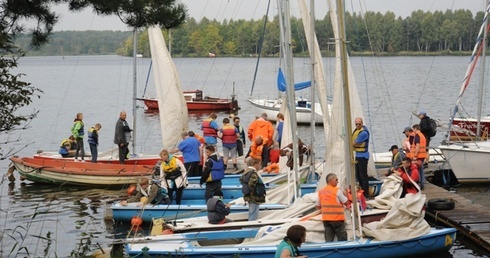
240;170;266;197
428;118;437;137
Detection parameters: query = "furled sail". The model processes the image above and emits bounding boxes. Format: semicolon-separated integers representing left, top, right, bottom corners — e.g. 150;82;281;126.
276;68;312;92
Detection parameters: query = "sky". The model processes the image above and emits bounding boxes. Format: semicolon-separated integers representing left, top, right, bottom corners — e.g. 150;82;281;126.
48;0;486;31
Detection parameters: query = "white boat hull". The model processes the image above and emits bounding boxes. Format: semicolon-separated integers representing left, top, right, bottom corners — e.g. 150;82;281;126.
439;142;490;182
372;148;446;169
248;98;324;124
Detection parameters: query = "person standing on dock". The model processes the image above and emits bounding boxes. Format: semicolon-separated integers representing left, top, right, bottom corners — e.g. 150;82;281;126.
411;124;427;190
352;117;370;198
114;111;132;164
71;113;85;162
233;116;246;157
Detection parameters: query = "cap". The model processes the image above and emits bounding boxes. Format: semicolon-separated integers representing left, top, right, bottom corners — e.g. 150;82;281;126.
418;110;426;116
402;126;412;133
389;145;398;151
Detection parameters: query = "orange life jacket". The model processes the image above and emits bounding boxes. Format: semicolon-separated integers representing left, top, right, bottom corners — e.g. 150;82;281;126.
249;142;263;161
318;185;345;221
410;131;427;159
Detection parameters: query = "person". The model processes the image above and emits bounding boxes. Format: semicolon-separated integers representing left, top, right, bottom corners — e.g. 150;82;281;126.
248;113;274;167
156;149;188;204
170;131;201;177
218;118;239;170
120;177;171;206
316;173;348;242
59;135;77;157
417;110;432;167
206;189;233;224
233;116;246;157
402;126;414;157
274;113;285;147
114;111;132;164
247;135;264;168
240;157;266;221
200;145;225;202
189;131;205;175
280;138;310;170
274;225;307;258
411;124;427;190
269;142;280;164
71;113;85;161
385;144;405;176
201;112;220;147
352;117;370;198
87;123;101;163
394;157;420;198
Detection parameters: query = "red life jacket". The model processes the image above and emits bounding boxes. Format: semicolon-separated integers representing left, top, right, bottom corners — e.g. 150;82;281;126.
221;125;237;144
202;118;218;137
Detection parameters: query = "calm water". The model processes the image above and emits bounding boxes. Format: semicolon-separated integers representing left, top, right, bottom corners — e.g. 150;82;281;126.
1;55;489;257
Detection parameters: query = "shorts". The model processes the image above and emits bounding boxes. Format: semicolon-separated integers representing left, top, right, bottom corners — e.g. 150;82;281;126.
223;146;237;159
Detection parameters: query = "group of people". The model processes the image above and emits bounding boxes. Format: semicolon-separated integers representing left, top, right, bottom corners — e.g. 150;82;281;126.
58;112;102;163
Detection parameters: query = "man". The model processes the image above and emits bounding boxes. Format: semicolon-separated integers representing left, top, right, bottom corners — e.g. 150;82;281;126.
218;118;240;170
417;110;432;166
385;145;405;176
402;126;414;158
170;131;202;177
233;116;246;157
114;111;132;164
200;145;225;202
411;124;427;190
240;157;266;221
248;113;274;167
352;117;370;198
394;157;420;198
207;190;232;224
280;138;310;170
316;173;348;242
201;112;220;147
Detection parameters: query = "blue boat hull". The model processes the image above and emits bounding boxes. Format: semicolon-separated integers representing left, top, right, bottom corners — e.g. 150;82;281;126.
125;227;456;257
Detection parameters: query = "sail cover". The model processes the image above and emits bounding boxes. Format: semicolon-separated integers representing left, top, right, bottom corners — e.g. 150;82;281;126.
277;68;312;92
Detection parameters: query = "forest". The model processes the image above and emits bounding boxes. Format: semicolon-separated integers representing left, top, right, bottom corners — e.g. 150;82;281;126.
15;9;484;57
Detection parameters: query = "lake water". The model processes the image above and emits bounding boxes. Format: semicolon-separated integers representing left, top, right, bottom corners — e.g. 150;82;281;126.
1;55;489;257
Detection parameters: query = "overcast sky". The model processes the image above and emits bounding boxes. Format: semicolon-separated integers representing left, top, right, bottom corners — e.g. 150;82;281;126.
49;0;486;31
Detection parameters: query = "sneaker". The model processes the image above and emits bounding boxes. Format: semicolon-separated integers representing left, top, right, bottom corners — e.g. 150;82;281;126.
73;159;79;162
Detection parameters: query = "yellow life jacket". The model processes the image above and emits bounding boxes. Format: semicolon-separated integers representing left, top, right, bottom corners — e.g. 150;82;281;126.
352;128;368;152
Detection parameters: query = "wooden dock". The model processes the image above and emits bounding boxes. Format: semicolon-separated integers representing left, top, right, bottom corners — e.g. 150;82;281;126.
423;183;490;252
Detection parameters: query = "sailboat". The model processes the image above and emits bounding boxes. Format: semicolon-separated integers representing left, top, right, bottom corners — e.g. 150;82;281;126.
124;1;455;257
438;1;490;182
9;23;193;186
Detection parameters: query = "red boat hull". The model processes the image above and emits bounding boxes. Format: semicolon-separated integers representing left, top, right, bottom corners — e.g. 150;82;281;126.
450;117;490;141
138;90;239;111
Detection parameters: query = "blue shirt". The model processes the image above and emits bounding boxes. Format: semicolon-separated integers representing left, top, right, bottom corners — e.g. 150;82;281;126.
354;126;370;159
203;120;219;144
178;137;201;163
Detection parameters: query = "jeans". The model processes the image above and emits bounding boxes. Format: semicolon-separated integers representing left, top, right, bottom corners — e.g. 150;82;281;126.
89;143;98;163
248;202;260;221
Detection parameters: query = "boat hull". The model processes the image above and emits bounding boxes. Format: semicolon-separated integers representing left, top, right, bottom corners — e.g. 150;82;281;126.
9;157;154;186
439;142;490;182
450;117;490;141
125;227;456;257
372;148;445;169
33;151;160;165
248;98;324;124
139;89;239;111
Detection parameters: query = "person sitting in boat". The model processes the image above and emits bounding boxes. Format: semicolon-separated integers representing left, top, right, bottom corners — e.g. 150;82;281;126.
207;190;232;224
280;138;310;170
274;224;307;258
58;135;77;157
200;145;225;202
385;144;405;176
155;149;188;205
247;113;274;168
393;157;420;198
120;177;171;206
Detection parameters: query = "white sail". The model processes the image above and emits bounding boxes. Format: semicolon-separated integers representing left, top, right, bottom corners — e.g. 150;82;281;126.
148;26;189;149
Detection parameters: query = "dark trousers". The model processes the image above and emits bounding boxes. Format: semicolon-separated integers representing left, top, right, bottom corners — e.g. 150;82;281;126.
323;221;347;242
355;157;369;198
261;144;270;167
75;138;84;160
168;186;185;205
205;180;223;202
185;161;202;177
236;140;244;157
89;143;98;163
118;143;128;164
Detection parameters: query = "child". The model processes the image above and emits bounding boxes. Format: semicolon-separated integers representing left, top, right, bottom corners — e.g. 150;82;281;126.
87;123;102;163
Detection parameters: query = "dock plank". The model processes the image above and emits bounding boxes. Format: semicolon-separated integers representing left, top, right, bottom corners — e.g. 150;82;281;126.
423;183;490;252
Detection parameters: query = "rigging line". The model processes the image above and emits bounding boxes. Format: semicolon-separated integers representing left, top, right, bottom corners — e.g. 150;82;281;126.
142;60;153;97
249;0;272;96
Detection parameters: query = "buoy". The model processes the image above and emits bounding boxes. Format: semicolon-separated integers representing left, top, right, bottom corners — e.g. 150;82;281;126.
127;185;137;196
131;216;143;228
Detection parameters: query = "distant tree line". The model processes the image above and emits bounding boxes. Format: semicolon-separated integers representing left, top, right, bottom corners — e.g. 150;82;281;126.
17;9;485;57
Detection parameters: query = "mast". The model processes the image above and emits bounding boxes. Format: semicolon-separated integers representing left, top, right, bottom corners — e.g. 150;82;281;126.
476;6;489;139
132;27;137;154
308;0;316;175
336;0;361;235
283;0;301;199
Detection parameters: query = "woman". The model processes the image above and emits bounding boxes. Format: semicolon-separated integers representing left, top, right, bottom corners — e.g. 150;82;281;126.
156;149;188;204
274;113;284;147
275;225;307;258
